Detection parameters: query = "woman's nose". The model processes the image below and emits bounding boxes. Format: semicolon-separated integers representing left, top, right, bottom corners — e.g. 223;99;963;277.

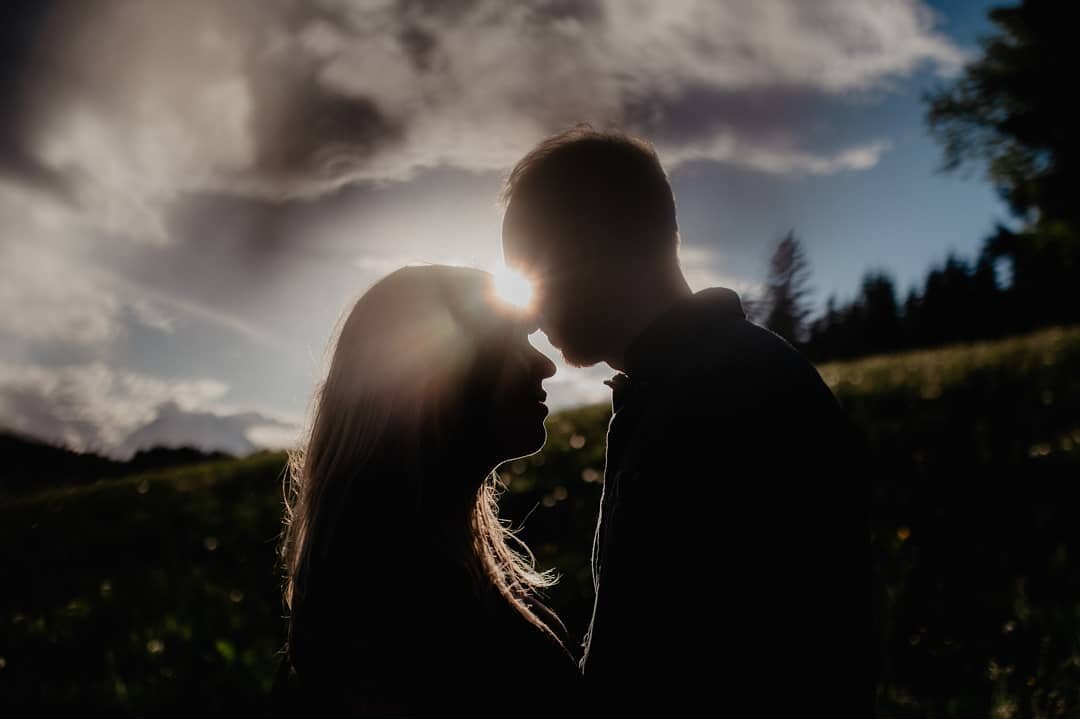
531;346;557;380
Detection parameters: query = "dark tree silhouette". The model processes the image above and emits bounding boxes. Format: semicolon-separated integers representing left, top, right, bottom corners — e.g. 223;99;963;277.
805;0;1080;367
926;0;1079;329
761;230;813;347
806;271;903;361
856;272;903;355
925;0;1078;236
981;222;1080;331
762;1;1080;364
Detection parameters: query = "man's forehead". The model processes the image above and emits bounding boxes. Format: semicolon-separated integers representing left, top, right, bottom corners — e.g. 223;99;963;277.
501;198;541;250
502;202;591;274
502;202;551;267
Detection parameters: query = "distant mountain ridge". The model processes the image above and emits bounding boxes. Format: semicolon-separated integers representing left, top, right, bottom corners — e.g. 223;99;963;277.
114;401;289;460
1;429;232;500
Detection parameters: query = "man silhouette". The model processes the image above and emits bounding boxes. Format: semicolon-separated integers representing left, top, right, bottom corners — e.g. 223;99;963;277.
501;125;865;715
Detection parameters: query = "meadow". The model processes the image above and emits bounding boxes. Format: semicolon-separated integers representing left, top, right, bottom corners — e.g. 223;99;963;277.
2;326;1079;717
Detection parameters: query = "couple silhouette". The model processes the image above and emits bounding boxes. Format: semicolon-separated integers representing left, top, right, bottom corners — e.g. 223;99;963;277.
272;125;863;717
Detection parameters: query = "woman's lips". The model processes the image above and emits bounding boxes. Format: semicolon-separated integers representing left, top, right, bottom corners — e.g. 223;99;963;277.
529;390;549;415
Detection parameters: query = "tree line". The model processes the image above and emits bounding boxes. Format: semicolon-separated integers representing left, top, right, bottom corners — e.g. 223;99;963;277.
755;1;1079;363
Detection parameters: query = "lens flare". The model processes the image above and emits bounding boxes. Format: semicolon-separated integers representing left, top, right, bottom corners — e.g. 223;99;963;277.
493;262;534;310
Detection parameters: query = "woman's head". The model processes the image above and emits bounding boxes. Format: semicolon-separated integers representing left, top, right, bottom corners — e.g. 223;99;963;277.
315;265;553;474
281;265;562;671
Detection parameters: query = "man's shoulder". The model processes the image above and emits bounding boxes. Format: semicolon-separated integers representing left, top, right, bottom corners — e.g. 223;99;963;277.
675;317;824;392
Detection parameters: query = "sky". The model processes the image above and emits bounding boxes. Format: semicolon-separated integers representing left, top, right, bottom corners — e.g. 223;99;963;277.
0;0;1014;458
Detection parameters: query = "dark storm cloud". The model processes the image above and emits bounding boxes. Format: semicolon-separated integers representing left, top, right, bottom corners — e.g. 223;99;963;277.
625;85;839;153
0;0;966;230
233;34;405;196
0;0;972;452
397;24;439;72
0;0;970;369
0;1;74;202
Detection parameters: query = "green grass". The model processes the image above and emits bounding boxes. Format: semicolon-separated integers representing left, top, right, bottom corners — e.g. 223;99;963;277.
821;325;1080;402
3;326;1080;716
833;327;1080;719
1;452;291;714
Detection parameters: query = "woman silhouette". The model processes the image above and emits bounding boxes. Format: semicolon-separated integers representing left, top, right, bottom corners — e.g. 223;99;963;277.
273;266;580;717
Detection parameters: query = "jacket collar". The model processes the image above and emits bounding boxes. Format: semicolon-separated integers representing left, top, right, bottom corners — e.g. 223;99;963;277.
605;287;745;413
623;287;745;379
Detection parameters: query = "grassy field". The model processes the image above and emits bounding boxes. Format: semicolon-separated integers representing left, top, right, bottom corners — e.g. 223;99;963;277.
2;326;1079;716
832;327;1080;719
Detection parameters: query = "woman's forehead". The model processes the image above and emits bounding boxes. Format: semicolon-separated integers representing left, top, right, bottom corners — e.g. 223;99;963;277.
482;310;538;339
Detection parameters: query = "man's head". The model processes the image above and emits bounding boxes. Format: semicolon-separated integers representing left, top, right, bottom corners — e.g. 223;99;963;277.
501;125;683;367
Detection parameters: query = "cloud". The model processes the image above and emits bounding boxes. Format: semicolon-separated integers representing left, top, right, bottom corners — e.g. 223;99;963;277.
0;361;225;452
679;243;765;300
111;275;277;346
245;422;302;453
128;299;176;335
0;243;121;347
662;136;894;177
2;0;965;242
0;0;971;440
0;188;275;347
0;361;297;458
352;253;477;277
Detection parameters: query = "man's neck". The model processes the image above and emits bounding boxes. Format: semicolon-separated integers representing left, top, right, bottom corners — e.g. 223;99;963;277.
607;268;692;372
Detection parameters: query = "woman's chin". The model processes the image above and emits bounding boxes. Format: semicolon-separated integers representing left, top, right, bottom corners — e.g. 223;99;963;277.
498;425;548;465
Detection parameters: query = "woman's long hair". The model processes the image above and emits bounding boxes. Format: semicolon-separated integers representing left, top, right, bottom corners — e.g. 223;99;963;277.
278;266;563;678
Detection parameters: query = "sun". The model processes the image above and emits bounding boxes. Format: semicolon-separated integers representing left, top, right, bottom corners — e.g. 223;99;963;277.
492;261;535;310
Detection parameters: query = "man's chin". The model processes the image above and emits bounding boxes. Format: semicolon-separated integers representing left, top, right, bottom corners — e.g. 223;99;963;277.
559;347;601;369
545;329;603;367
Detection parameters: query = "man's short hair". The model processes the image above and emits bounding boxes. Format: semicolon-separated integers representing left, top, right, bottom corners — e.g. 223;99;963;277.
501;124;679;261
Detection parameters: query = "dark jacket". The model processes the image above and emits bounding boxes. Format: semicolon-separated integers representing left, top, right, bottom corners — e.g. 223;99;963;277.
580;287;867;715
